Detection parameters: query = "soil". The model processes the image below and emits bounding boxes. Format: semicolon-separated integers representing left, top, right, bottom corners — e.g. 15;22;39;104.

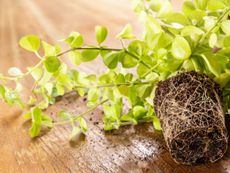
154;71;228;165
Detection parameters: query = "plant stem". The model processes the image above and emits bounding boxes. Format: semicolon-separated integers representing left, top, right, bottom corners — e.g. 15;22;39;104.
73;80;154;89
57;47;121;57
54;99;109;125
57;46;152;70
0;60;44;81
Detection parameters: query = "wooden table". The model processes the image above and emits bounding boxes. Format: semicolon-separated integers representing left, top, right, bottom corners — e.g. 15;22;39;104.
0;0;230;172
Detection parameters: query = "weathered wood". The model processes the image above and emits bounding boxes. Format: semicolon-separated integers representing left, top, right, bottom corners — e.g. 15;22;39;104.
0;0;230;172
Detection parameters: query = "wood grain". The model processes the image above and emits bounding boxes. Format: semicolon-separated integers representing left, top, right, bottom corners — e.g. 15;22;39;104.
0;0;230;172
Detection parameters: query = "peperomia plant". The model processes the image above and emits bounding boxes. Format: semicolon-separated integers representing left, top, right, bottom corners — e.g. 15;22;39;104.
1;0;230;164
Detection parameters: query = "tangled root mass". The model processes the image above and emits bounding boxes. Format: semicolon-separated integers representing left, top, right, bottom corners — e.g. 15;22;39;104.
154;71;228;165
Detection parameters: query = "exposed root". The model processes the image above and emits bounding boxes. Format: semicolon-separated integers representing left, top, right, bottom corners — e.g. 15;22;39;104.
154;71;228;165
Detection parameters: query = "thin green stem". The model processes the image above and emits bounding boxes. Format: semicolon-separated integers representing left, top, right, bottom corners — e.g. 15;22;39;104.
73;80;154;89
57;46;152;70
54;99;109;125
141;63;160;78
0;60;44;81
57;47;122;57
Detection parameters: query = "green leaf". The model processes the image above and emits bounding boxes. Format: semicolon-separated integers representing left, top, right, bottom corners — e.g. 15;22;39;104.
68;51;82;65
81;49;99;62
23;111;32;120
0;85;6;99
19;35;40;52
44;56;61;73
87;88;100;103
32;107;42;124
55;83;65;96
195;0;208;10
120;53;137;68
209;33;218;48
165;12;190;25
133;106;147;120
201;54;226;76
41;114;53;128
171;36;191;59
102;51;124;69
221;20;230;36
29;123;41;138
204;16;217;32
95;26;108;44
65;32;84;48
181;26;204;36
8;67;22;76
224;36;230;47
182;1;196;17
127;40;148;56
215;73;230;88
207;0;225;11
153;116;162;130
28;67;42;81
116;24;135;39
76;116;88;133
42;41;57;56
150;0;173;18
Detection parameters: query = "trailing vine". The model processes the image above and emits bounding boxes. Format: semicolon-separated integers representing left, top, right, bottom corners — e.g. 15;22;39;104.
1;0;230;141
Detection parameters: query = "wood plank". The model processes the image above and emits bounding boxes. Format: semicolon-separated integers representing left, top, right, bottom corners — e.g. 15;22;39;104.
0;0;230;172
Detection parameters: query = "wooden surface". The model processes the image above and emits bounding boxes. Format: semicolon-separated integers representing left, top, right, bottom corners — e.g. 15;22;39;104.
1;0;230;172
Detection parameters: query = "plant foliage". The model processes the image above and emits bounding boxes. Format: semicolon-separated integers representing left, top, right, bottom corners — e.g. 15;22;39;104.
1;0;230;139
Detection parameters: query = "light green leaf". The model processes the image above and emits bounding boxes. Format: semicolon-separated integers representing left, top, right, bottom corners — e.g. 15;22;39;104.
65;32;84;48
181;26;204;36
28;67;42;81
182;1;196;17
95;26;108;44
8;67;22;76
87;88;100;103
133;106;147;120
153;116;162;130
68;51;82;65
81;49;99;62
165;12;190;25
19;35;40;52
204;16;217;32
102;51;124;69
29;123;41;138
195;0;208;10
23;111;32;120
150;0;173;18
120;53;137;68
42;41;56;56
32;107;42;124
207;0;225;11
224;36;230;47
44;56;61;73
132;0;145;13
116;24;135;39
41;114;53;128
0;85;6;99
209;33;218;48
171;36;191;59
56;83;65;96
201;54;225;76
214;73;230;88
221;20;230;36
76;116;88;133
